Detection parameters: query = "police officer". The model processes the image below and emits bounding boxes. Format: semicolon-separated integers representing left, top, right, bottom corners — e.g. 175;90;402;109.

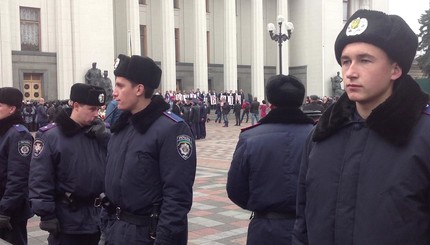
104;54;196;245
0;87;33;245
29;83;108;245
227;75;314;245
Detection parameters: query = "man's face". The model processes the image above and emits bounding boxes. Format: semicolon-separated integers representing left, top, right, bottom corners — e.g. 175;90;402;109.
73;103;100;126
340;42;401;110
0;103;15;120
113;76;140;112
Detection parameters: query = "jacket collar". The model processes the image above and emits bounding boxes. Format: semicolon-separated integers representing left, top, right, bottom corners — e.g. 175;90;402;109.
111;95;170;134
55;108;87;137
313;75;429;146
0;113;24;136
259;107;315;125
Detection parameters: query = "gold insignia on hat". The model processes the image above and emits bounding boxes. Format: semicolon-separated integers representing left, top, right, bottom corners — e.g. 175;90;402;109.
346;17;368;36
98;93;105;103
113;58;120;70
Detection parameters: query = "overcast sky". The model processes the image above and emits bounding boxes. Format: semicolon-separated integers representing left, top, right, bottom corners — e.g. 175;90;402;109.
389;0;429;34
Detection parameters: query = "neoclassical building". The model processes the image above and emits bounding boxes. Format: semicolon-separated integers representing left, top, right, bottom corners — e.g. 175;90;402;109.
0;0;389;101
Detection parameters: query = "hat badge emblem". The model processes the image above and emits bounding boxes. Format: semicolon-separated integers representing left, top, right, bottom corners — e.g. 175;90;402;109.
113;58;120;70
346;17;368;36
98;93;105;103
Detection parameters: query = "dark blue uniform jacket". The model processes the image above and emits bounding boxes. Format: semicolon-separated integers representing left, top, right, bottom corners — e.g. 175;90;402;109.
105;96;196;245
29;109;108;234
227;107;314;245
0;113;33;221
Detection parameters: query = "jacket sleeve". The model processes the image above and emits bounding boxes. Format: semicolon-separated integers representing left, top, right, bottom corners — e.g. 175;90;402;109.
226;136;250;209
29;132;58;220
156;122;196;244
292;133;313;245
0;130;33;216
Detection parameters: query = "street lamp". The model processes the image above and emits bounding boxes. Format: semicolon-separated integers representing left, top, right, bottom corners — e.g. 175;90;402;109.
267;15;294;74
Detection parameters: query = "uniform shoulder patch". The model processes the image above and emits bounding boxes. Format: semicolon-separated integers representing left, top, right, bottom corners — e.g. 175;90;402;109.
423;104;430;116
18;140;32;157
177;134;193;160
13;124;29;133
38;123;57;132
240;123;261;132
32;139;45;157
163;111;184;123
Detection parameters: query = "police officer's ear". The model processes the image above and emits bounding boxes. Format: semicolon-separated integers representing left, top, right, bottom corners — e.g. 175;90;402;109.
135;83;145;97
390;62;402;81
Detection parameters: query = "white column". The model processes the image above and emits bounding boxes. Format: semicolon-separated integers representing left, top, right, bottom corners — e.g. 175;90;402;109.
161;0;176;92
56;0;74;99
224;0;237;91
251;0;265;101
277;0;289;75
0;0;13;87
127;0;141;56
193;0;208;92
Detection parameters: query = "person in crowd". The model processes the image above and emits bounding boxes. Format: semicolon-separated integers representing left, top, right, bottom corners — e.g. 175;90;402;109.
0;88;33;245
104;54;196;244
301;95;324;113
250;97;260;126
221;98;230;127
29;83;108;245
105;99;123;127
199;100;208;139
240;100;250;124
35;98;49;129
260;100;268;119
233;100;242;126
293;9;430;245
214;101;222;123
227;75;314;245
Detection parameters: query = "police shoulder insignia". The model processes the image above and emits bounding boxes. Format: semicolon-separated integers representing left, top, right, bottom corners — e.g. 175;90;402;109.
14;124;28;132
32;139;45;157
39;123;57;132
346;17;368;36
177;134;193;160
240;123;261;132
18;140;32;157
163;111;184;123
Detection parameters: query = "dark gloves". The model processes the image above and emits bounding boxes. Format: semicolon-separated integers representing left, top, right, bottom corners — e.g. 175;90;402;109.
0;214;12;230
85;118;107;139
39;218;60;236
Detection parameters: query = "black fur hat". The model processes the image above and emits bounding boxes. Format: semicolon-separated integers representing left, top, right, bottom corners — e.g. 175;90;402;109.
113;54;162;89
265;75;305;108
70;83;106;106
335;9;417;75
0;87;23;109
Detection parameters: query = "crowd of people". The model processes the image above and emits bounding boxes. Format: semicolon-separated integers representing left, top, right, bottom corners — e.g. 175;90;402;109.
1;9;429;245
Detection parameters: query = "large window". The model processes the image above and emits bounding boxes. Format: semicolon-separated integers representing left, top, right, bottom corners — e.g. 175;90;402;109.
343;0;350;23
20;7;40;51
174;0;179;9
175;28;180;62
207;31;210;64
139;0;146;4
206;0;210;13
140;25;147;56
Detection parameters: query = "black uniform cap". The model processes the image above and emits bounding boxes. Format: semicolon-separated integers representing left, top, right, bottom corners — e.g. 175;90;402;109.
113;54;162;89
0;87;23;109
265;75;305;108
335;9;418;75
70;83;106;106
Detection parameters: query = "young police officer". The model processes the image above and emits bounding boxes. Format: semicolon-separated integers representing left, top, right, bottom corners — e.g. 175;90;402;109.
293;10;430;245
30;83;108;245
104;55;196;244
227;75;314;245
0;88;33;245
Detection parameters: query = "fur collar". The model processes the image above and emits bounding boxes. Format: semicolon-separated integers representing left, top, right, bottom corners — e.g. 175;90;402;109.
313;75;429;146
259;107;315;125
55;108;87;137
0;113;24;136
111;95;170;134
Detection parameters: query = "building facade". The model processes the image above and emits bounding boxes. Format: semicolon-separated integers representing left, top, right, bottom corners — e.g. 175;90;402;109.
0;0;394;101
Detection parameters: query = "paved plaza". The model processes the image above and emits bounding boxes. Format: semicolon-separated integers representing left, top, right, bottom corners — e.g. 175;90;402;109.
26;116;252;245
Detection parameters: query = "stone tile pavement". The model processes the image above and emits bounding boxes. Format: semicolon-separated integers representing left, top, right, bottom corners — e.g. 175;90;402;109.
25;115;253;244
